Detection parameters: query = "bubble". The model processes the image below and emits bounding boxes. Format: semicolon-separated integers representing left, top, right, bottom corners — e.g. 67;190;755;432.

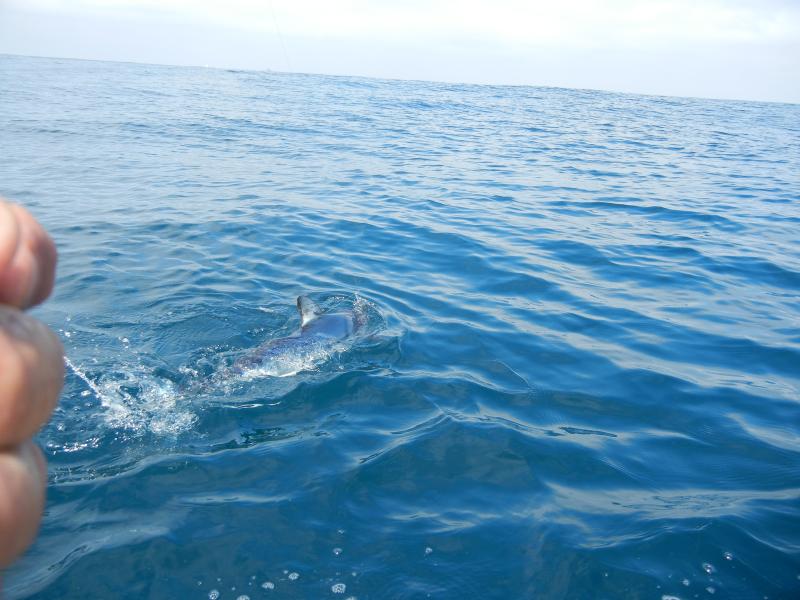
706;587;715;594
723;552;733;561
661;596;681;600
333;547;343;556
236;596;250;600
261;581;275;590
702;563;715;574
288;572;299;581
682;579;690;586
424;547;433;555
208;591;220;600
332;583;346;594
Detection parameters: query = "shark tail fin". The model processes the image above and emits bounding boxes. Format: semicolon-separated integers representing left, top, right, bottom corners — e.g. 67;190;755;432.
297;295;321;327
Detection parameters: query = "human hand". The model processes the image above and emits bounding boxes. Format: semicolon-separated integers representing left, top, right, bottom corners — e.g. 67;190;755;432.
0;200;63;568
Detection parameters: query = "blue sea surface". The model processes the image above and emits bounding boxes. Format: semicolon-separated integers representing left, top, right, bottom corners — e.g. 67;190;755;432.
1;54;799;599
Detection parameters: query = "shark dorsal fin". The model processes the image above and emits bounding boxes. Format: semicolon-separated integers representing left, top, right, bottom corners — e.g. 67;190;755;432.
297;295;321;327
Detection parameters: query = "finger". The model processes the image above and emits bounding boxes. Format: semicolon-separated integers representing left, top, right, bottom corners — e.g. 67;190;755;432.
0;440;47;568
0;201;58;310
0;201;21;273
0;306;64;447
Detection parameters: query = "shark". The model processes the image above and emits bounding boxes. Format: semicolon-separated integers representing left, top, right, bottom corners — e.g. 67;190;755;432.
231;295;362;378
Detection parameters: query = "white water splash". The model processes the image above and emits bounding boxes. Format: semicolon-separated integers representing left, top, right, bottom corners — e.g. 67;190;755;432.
64;355;196;435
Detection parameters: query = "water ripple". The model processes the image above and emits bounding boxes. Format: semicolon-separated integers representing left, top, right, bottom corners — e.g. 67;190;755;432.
2;54;799;598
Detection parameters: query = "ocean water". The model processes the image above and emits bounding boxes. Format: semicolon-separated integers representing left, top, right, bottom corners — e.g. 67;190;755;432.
1;53;799;599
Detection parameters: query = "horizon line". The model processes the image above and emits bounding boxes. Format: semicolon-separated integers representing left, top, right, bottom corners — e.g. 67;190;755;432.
2;51;797;108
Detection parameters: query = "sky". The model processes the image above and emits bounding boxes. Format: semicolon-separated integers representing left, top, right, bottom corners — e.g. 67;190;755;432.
1;0;798;103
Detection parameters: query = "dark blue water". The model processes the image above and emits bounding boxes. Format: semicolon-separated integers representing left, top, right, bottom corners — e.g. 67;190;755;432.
1;54;799;599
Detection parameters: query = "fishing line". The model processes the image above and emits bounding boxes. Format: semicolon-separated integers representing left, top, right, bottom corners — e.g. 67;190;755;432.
63;355;106;401
268;0;293;72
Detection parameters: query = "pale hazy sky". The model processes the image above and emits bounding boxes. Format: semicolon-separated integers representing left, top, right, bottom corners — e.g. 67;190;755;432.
1;0;798;102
